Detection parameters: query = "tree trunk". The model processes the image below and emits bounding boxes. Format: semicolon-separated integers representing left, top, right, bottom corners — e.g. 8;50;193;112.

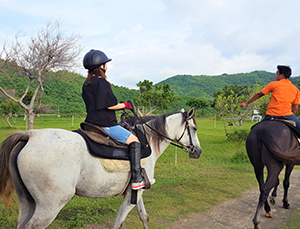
23;111;27;121
222;118;228;135
236;107;255;127
28;110;36;130
5;114;13;128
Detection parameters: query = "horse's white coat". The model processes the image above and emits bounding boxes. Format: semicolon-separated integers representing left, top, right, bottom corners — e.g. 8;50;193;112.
14;110;202;229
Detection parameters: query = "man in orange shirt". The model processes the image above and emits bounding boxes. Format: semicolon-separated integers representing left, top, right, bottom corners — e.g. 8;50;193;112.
238;65;300;133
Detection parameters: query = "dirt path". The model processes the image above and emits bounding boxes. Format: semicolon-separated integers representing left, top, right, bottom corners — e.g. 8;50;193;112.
170;169;300;229
82;170;300;229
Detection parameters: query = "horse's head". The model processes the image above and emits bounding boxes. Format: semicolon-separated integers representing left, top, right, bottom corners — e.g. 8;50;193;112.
177;108;202;159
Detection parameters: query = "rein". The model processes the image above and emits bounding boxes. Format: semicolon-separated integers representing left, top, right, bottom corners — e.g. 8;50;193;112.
142;118;195;151
125;103;195;151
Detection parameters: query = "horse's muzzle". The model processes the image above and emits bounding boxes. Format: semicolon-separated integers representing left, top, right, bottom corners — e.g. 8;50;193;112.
187;146;202;159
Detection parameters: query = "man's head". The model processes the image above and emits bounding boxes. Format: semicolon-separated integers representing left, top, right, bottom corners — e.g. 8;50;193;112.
277;65;292;79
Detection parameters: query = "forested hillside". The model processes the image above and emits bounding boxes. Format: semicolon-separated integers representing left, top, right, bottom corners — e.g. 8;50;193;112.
162;71;300;101
160;71;300;108
0;70;138;116
1;69;300;115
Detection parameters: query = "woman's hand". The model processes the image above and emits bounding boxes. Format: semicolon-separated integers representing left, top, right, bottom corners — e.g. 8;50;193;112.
108;101;133;110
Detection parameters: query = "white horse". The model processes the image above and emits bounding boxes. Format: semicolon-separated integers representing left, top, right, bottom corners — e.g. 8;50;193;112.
0;108;202;229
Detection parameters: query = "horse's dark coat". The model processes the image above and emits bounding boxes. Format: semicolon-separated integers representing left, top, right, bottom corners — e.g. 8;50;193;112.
246;120;300;228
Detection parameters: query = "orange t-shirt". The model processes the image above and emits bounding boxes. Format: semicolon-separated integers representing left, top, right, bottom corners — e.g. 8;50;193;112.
261;79;300;116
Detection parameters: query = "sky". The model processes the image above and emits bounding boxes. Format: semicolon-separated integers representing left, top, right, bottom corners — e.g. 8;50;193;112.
0;0;300;89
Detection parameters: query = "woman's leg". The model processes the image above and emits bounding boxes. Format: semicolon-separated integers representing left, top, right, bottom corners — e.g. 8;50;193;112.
101;125;154;190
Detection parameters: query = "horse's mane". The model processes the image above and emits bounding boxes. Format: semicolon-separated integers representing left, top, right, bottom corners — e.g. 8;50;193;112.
121;111;186;151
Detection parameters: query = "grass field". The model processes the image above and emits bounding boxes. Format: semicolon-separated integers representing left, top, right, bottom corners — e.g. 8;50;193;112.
0;116;269;228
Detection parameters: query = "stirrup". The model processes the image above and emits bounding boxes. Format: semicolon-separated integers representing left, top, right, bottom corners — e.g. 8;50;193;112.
132;179;156;190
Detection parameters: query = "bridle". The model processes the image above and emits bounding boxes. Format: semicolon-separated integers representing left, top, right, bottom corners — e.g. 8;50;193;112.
142;118;196;153
125;104;197;154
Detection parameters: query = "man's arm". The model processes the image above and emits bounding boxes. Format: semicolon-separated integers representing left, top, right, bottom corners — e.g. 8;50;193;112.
238;91;265;108
292;104;299;114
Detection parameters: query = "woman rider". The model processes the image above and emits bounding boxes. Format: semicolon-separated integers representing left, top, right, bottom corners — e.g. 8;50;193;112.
82;49;155;190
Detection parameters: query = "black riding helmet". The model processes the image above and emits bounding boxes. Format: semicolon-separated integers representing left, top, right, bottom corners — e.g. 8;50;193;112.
83;49;112;71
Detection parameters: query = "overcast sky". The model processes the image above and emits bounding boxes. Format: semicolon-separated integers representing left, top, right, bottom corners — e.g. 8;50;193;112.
1;0;300;89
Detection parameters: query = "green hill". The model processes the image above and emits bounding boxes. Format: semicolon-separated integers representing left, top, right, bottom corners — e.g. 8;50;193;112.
1;68;300;115
159;71;300;108
0;70;138;116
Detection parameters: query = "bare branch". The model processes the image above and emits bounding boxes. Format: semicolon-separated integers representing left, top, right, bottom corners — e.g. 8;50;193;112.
1;19;82;129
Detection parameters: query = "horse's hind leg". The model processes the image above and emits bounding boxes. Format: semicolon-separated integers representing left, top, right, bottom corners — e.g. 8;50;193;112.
264;178;279;218
252;162;283;229
264;172;280;218
8;141;37;228
269;184;278;206
15;163;76;228
19;190;75;229
282;164;294;209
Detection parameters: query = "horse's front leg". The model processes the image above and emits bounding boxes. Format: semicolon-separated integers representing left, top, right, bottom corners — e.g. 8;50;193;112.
112;188;143;229
282;164;294;209
136;196;149;229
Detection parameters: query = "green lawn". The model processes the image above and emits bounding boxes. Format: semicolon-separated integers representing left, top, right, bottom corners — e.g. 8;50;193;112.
0;116;259;228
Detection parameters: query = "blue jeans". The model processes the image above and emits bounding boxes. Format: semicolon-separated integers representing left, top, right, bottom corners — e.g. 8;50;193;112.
263;115;300;133
101;125;132;144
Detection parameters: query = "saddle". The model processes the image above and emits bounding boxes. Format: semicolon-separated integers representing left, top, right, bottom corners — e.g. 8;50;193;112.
252;117;300;139
73;122;151;160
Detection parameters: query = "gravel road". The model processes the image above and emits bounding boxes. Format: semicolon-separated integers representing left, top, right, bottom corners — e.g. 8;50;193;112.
170;169;300;229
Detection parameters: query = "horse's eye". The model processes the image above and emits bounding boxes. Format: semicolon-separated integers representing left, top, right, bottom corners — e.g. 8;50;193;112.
193;127;197;131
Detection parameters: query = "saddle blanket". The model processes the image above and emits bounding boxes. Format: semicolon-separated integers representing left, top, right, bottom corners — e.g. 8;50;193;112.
100;157;148;173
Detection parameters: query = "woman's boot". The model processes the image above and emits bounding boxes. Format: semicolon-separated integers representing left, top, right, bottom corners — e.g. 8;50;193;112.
129;142;155;190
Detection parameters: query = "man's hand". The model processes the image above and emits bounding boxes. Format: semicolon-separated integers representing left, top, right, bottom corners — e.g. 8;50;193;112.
238;102;247;108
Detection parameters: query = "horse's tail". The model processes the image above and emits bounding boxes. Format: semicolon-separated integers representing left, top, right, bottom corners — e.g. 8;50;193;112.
258;128;300;165
0;131;29;206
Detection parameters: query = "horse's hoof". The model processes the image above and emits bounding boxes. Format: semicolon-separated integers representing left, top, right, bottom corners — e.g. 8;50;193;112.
283;203;290;209
266;211;273;218
269;197;276;205
254;223;261;229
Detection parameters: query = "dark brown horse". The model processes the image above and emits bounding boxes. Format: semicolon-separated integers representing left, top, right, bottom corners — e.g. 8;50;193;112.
246;120;300;229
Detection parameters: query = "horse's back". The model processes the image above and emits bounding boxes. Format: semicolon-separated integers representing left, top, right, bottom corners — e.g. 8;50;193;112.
248;121;296;148
20;128;87;165
247;121;300;165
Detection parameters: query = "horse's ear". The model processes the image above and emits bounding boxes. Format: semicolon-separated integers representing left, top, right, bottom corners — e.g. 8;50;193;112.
187;108;195;120
180;108;185;112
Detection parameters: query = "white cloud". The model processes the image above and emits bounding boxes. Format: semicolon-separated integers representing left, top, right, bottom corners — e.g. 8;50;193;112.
1;0;300;88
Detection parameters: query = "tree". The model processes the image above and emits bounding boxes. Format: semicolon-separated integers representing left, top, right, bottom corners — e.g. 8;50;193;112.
213;85;250;98
0;99;20;127
0;20;82;129
215;90;244;134
17;90;34;120
236;83;270;126
186;98;208;116
134;80;179;116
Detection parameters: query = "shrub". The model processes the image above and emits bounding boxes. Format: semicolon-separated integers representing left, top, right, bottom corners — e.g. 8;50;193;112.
226;129;249;142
